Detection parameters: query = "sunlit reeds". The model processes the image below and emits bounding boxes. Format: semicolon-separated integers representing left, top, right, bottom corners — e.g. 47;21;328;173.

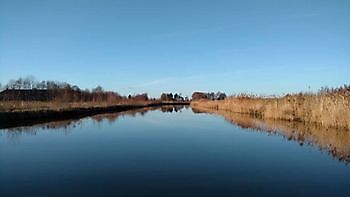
191;85;350;130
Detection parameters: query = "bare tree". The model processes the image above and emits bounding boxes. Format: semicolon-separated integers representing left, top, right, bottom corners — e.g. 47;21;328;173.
92;85;104;93
23;76;35;89
35;80;47;89
6;79;17;89
1;77;126;103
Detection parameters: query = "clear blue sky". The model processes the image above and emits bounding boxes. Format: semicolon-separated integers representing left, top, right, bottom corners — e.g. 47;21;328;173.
0;0;349;97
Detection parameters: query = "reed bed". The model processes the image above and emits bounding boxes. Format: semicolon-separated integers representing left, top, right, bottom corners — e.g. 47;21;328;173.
191;86;350;130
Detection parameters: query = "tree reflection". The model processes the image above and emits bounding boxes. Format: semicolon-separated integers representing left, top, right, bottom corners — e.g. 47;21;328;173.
1;105;187;138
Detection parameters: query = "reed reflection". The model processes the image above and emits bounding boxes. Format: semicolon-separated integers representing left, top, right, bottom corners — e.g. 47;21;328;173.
192;107;350;164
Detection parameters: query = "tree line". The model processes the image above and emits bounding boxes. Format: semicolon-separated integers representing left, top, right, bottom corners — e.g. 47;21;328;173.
160;93;189;102
191;92;227;101
0;77;149;102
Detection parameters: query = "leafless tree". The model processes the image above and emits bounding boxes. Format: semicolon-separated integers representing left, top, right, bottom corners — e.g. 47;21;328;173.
92;85;103;93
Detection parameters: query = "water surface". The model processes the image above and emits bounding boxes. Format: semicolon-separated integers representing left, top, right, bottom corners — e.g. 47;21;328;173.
1;106;350;196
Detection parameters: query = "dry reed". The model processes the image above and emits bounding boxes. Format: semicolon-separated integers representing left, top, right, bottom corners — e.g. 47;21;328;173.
191;86;350;130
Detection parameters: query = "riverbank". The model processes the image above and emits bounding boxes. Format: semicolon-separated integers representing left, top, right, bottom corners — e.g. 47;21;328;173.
0;101;189;129
191;90;350;130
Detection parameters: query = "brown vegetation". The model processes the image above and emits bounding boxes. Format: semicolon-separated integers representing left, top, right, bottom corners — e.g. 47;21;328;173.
191;85;350;130
0;77;155;112
0;77;190;127
0;77;149;103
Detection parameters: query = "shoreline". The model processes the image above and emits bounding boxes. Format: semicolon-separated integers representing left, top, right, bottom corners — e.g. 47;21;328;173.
0;102;190;129
191;97;350;131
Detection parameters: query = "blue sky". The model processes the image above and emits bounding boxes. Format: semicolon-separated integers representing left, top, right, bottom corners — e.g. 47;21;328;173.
0;0;349;97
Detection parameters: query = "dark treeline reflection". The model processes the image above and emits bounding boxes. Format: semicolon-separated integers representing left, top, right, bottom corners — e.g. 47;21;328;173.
192;107;350;164
1;105;188;139
161;105;187;113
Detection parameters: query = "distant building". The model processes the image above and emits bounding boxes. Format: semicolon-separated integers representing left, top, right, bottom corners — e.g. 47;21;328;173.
132;93;149;101
191;92;208;100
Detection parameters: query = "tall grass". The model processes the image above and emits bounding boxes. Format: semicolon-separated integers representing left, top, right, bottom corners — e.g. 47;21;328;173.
191;85;350;130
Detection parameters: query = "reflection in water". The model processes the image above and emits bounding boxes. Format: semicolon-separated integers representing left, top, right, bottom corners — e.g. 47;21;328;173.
2;106;350;197
192;107;350;164
0;105;187;139
2;104;349;164
0;119;82;141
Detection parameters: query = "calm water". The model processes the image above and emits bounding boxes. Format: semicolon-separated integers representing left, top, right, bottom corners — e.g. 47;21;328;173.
1;106;350;197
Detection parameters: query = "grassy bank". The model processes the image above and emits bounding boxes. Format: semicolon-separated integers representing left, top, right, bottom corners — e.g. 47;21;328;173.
0;100;156;112
191;87;350;130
